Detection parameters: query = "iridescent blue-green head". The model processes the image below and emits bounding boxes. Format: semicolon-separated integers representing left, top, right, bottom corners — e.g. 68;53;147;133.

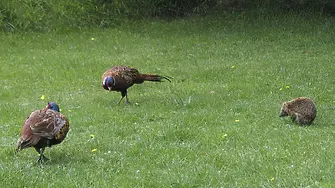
46;102;60;112
102;76;114;91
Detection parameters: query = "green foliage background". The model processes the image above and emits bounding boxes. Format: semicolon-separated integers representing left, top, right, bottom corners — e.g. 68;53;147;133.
1;0;335;32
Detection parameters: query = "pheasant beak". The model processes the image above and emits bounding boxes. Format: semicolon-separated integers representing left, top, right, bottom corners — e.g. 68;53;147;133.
108;87;112;91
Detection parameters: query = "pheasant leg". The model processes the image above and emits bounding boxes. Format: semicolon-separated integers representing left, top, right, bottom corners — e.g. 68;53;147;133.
118;90;129;104
35;147;49;163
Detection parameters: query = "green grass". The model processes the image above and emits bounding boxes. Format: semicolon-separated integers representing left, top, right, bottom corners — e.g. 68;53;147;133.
1;11;335;187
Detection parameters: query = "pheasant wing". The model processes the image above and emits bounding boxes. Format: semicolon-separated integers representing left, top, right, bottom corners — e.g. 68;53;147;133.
102;66;138;88
17;110;43;149
30;109;69;140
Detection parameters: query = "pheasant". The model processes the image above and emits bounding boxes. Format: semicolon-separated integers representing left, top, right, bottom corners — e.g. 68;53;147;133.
17;102;70;162
101;66;171;104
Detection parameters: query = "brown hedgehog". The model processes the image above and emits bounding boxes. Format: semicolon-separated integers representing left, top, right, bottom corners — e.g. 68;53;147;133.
279;97;317;125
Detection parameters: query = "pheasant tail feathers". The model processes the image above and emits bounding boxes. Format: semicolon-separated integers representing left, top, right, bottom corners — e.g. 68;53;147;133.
136;74;172;83
16;135;40;151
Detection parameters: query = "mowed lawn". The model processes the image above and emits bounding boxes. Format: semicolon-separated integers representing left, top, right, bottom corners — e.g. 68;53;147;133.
1;12;335;187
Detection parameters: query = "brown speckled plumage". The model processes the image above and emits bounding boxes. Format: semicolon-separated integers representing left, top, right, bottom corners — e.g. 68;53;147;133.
279;97;316;125
17;102;70;162
101;66;171;103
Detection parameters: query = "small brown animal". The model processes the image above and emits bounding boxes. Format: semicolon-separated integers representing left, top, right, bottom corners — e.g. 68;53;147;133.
279;97;316;125
17;102;70;162
101;66;171;104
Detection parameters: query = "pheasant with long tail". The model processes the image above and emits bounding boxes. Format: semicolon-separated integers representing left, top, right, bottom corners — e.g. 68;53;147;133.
101;66;171;104
16;102;70;163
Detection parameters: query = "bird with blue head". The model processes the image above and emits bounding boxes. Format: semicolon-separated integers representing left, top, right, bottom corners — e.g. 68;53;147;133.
17;102;70;163
101;66;171;104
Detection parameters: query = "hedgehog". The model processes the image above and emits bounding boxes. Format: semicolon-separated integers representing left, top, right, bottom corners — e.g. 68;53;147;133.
279;97;317;125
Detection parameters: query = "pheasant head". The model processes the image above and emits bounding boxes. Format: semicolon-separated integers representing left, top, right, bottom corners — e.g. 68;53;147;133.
102;76;114;91
46;102;60;112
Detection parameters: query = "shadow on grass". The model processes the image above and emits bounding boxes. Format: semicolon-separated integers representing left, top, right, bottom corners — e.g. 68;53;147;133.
11;148;89;166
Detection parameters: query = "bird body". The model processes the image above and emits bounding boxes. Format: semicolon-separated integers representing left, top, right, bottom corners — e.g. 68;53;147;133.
17;102;69;162
101;66;171;103
279;97;316;125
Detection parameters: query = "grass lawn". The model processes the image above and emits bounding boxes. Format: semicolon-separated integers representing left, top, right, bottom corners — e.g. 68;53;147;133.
1;11;335;187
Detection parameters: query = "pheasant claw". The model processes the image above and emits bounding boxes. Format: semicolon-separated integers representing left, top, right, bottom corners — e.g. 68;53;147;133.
37;155;49;163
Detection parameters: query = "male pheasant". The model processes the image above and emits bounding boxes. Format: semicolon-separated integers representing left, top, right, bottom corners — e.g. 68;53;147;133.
17;102;70;162
101;66;171;104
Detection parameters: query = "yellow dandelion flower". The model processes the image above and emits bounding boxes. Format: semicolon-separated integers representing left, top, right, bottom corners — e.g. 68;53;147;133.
40;95;45;100
91;148;97;152
91;37;95;41
270;177;275;181
90;134;95;139
59;109;62;112
231;65;235;69
234;119;240;123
